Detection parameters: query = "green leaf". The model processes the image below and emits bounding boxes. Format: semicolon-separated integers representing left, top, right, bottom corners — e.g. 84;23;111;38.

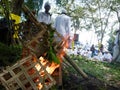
51;51;60;64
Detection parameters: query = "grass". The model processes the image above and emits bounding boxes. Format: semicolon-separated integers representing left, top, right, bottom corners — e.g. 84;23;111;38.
69;55;120;86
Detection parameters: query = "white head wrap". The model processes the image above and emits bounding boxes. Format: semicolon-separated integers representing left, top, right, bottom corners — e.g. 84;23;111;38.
61;9;67;14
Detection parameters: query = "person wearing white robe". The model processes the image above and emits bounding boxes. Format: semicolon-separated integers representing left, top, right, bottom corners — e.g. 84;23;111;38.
54;9;71;38
54;9;72;49
103;51;112;62
93;51;103;61
37;2;51;25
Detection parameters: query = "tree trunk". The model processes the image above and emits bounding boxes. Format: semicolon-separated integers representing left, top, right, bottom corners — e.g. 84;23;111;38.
11;0;24;15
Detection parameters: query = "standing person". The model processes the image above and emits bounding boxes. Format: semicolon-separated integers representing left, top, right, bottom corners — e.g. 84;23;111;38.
99;44;104;55
54;9;72;89
54;9;71;48
37;2;51;25
90;44;95;57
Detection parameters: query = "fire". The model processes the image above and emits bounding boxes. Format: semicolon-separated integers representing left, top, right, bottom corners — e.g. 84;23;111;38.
46;62;60;74
39;56;60;75
58;35;70;58
33;35;70;89
37;83;43;89
34;56;60;89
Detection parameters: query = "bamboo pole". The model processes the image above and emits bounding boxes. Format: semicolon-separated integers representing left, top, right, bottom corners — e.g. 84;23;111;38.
55;42;88;79
54;32;89;79
63;54;88;79
22;5;47;31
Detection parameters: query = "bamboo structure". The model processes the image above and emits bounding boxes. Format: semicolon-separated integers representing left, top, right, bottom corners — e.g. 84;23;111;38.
21;4;88;80
0;4;88;90
0;54;56;90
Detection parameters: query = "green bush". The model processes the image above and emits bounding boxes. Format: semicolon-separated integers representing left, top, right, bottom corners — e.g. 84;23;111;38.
0;42;22;67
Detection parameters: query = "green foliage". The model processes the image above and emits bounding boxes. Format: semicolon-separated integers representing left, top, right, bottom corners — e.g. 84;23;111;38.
46;46;60;64
73;56;120;84
24;0;43;12
38;0;43;10
0;5;4;17
25;0;35;10
107;35;115;55
45;25;60;64
117;0;120;3
0;42;22;67
1;0;11;19
56;0;68;6
56;0;61;5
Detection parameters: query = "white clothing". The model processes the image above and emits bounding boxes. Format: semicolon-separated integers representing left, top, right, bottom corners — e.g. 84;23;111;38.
54;14;71;38
86;51;92;59
66;48;73;55
80;49;86;56
37;12;51;24
103;53;112;62
73;48;78;55
84;43;90;51
93;52;103;61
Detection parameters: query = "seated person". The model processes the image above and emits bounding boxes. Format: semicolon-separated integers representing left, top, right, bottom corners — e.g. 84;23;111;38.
103;50;112;62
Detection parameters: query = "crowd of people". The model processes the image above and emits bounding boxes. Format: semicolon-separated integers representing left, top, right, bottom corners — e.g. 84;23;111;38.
67;43;113;63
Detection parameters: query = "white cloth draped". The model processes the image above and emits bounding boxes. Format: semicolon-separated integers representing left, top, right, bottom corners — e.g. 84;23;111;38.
37;12;51;25
54;14;71;38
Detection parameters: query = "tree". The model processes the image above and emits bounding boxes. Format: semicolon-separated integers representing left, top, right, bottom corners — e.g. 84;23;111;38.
80;0;113;44
24;0;43;13
109;0;120;62
110;0;120;29
12;0;24;16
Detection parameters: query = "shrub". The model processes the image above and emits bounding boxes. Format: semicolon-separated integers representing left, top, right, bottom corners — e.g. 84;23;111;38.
0;42;22;67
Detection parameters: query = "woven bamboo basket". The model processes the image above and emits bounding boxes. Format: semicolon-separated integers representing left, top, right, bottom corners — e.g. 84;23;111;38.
0;54;56;90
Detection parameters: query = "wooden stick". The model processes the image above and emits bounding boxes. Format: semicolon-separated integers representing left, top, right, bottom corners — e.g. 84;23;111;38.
54;40;88;79
63;54;88;79
22;5;47;31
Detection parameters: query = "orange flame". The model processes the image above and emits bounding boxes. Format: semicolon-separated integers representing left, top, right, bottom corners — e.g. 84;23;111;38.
31;35;71;89
39;56;60;75
46;62;60;74
58;35;70;58
34;56;60;89
37;83;43;89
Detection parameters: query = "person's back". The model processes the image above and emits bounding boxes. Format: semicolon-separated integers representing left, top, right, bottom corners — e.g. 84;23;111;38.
54;10;71;38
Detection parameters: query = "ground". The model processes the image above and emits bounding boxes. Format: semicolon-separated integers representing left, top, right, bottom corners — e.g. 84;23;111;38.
61;55;120;90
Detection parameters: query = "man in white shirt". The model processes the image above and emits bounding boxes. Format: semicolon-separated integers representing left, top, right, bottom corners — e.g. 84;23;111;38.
54;9;71;48
37;2;51;25
54;9;71;38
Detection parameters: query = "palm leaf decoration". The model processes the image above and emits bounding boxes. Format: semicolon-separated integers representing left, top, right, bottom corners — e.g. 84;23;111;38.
45;25;60;64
